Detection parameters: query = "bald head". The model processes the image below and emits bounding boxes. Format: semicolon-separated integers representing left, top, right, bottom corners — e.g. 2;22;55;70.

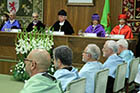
32;12;38;17
32;12;39;21
9;12;16;20
28;49;51;72
10;12;16;16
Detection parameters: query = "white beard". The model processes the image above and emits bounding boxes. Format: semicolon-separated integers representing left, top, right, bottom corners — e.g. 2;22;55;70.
82;58;87;63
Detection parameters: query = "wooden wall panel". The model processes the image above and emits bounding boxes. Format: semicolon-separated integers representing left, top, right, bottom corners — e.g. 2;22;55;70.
43;0;122;34
0;32;137;74
110;0;122;29
0;62;16;74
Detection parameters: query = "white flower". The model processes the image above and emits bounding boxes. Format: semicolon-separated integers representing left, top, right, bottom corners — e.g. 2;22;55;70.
24;68;25;71
15;31;54;79
10;70;13;72
51;68;54;72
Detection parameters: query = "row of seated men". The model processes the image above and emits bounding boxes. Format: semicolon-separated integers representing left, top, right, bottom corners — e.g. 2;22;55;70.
0;10;133;39
20;39;139;93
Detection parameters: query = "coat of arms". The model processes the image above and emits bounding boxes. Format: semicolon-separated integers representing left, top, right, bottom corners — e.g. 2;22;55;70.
7;0;19;13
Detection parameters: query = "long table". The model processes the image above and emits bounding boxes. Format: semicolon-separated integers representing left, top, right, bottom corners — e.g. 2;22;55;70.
0;32;137;74
0;74;24;93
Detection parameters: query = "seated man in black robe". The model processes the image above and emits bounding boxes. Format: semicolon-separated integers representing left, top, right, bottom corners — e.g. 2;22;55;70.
26;13;45;32
51;10;74;35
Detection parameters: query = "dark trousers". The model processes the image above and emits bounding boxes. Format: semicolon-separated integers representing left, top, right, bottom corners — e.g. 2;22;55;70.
106;76;115;93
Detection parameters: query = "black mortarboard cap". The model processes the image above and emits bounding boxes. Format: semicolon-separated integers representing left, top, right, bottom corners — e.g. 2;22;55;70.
58;10;67;16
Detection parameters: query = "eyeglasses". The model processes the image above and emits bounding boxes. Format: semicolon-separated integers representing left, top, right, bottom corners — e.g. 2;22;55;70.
24;58;33;62
82;51;90;54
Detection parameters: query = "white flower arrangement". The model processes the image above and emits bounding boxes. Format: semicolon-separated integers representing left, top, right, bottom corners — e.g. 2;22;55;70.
12;28;54;81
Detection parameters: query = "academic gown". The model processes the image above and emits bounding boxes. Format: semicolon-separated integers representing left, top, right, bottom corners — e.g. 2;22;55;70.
51;20;74;35
119;50;134;78
79;61;103;93
20;73;62;93
103;54;124;78
85;24;105;37
53;67;79;91
1;20;20;31
103;54;124;93
26;21;45;32
111;25;133;39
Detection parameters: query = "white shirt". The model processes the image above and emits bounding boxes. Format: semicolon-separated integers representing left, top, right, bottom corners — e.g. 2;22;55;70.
119;24;125;29
10;19;15;24
59;21;65;26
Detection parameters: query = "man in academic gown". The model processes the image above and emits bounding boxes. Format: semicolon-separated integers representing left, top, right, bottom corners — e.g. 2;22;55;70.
20;49;62;93
85;13;105;37
102;40;124;93
51;10;74;35
111;14;133;39
26;13;45;32
117;39;134;78
1;12;20;31
53;45;79;91
79;44;103;93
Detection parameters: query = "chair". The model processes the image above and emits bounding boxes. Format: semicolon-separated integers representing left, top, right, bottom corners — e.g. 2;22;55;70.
94;69;109;93
65;78;86;93
135;57;140;84
126;57;140;93
113;62;127;93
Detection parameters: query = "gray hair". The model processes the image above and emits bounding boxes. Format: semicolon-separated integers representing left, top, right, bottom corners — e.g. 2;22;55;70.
53;45;73;66
86;44;101;60
106;40;118;53
117;39;128;48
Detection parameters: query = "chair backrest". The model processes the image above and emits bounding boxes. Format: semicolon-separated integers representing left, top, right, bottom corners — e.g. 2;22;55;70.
94;69;109;93
113;62;127;92
128;57;140;83
65;78;86;93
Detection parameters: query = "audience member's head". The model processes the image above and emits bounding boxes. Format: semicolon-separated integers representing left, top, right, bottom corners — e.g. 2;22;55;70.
117;39;128;54
102;40;118;58
58;10;67;22
53;45;73;69
24;49;51;77
82;44;101;62
32;12;39;21
9;12;16;20
91;13;100;25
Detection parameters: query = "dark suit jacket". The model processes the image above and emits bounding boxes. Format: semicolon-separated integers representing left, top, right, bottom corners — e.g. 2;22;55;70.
26;21;45;32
